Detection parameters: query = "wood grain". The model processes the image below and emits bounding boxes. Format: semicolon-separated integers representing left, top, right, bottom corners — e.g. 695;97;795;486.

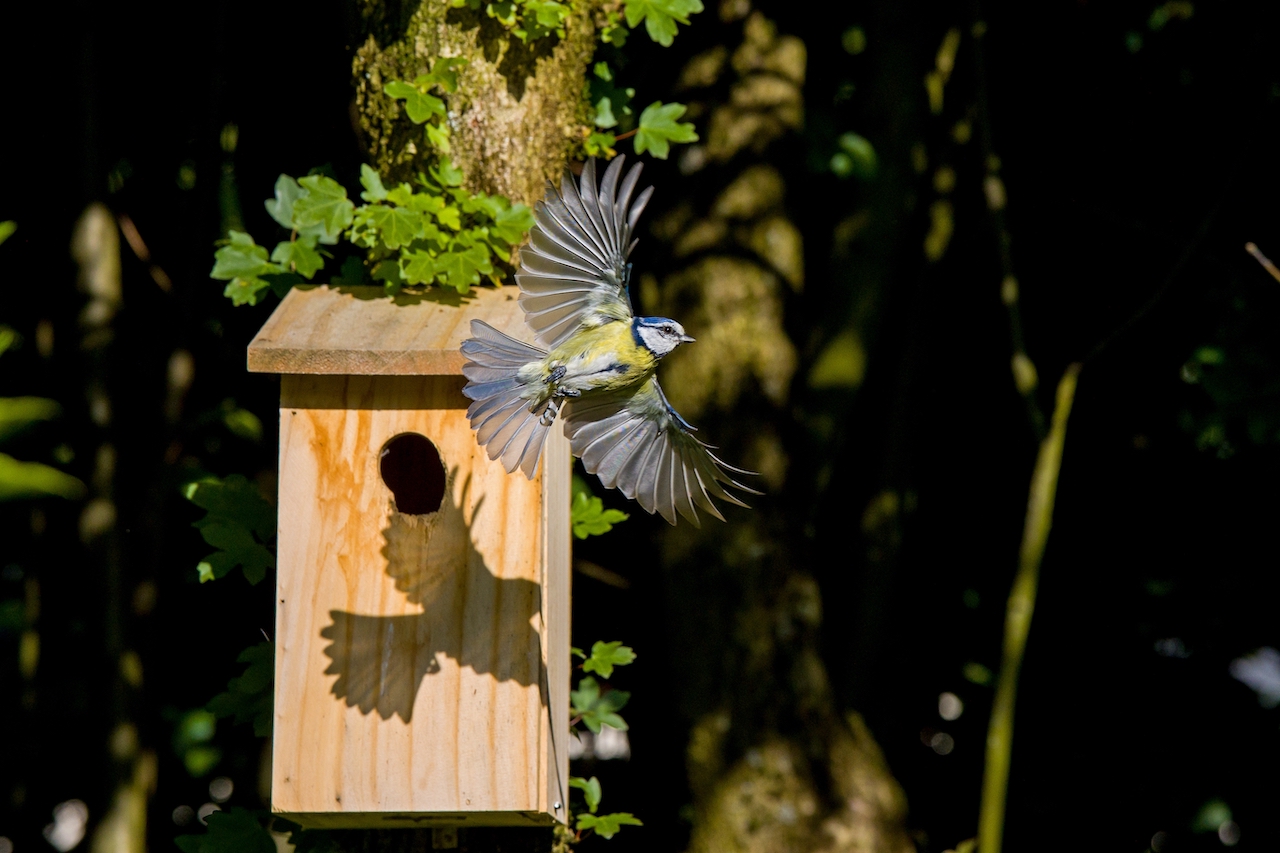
248;285;530;376
271;374;570;827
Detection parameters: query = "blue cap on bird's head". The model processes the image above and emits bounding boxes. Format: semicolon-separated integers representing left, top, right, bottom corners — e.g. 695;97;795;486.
633;316;696;356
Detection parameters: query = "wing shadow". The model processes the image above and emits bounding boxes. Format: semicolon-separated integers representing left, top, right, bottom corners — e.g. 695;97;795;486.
321;471;544;723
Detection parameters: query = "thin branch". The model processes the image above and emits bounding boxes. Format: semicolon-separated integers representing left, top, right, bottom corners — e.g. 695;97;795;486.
1246;242;1280;284
970;15;1046;440
1082;195;1222;365
978;362;1081;853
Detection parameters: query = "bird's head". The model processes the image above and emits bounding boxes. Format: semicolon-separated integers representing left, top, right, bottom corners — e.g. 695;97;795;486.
634;316;696;358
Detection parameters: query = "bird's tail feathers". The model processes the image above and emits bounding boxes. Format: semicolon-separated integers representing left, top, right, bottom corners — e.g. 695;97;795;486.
460;320;552;480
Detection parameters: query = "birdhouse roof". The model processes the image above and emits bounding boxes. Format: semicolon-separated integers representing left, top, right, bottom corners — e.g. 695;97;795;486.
247;284;528;376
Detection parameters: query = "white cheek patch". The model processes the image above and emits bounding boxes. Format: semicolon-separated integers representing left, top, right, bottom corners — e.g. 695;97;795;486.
637;325;672;356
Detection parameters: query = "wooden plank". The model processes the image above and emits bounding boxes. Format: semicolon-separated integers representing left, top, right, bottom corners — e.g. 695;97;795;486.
541;429;571;822
271;374;568;826
248;285;531;376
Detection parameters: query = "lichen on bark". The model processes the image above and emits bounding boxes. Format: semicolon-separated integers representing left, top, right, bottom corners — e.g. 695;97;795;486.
352;2;597;207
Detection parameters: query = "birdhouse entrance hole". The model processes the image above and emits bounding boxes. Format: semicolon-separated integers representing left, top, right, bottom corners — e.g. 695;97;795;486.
380;432;446;515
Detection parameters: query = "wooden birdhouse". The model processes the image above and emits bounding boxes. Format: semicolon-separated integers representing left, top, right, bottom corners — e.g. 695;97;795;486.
247;284;570;829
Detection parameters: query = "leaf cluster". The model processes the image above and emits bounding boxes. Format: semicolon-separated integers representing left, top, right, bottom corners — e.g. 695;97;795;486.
567;777;643;839
622;0;703;47
584;84;699;161
183;475;275;584
175;809;275;853
450;0;571;42
571;476;629;539
576;640;636;678
207;642;273;736
211;59;536;304
571;675;630;734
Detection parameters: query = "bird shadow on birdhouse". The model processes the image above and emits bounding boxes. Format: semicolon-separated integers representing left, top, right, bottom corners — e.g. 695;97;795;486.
321;469;544;724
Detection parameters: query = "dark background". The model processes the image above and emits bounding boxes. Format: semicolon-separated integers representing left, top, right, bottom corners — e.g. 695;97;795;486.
3;1;1280;851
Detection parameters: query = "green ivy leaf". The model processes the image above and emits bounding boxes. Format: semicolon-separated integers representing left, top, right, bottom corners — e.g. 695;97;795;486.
222;278;272;306
358;205;427;250
436;245;492;291
576;813;643;840
385;80;446;125
425;122;452;154
175;808;277;853
589;75;634;127
571;491;629;539
571;676;630;733
210;232;281;305
207;642;274;737
399;250;437;286
569;776;603;814
635;101;699;159
359;164;388;202
292;176;355;242
431;158;466;188
623;0;703;46
0;221;15;246
585;133;618;159
594;97;619;130
184;474;275;584
600;11;628;47
265;175;304;229
211;232;281;281
430;57;467;93
270;238;326;279
437;205;462;230
490;204;535;245
524;0;569;33
581;641;636;679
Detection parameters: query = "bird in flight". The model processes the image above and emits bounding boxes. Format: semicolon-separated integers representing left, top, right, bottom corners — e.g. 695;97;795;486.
460;156;758;526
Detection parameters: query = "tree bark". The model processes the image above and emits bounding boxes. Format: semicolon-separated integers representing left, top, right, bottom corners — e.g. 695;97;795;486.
352;2;596;207
645;10;916;852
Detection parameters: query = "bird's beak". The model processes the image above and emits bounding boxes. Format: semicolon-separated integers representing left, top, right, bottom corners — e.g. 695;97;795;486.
680;334;696;343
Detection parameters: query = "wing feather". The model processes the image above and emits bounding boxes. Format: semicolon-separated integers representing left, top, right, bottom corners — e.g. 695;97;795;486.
557;166;613;262
515;157;651;348
563;376;758;525
672;456;700;527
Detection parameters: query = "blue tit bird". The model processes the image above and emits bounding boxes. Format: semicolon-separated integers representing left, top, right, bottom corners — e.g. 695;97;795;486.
459;156;759;526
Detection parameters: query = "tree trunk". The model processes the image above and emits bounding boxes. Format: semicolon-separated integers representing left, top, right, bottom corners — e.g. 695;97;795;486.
352;2;596;206
644;9;916;853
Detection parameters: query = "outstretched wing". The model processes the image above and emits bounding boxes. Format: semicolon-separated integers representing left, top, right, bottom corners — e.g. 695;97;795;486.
515;156;654;349
562;376;760;527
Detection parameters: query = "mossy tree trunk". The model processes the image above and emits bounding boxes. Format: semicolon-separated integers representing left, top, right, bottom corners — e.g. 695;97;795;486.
352;1;597;207
645;9;916;853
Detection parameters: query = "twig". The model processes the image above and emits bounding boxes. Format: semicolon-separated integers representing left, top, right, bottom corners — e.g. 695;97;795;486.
116;213;173;292
970;15;1046;440
1246;242;1280;284
613;128;638;142
977;363;1081;853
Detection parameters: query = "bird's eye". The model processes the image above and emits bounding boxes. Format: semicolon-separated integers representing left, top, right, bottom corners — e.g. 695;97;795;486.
664;325;674;334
